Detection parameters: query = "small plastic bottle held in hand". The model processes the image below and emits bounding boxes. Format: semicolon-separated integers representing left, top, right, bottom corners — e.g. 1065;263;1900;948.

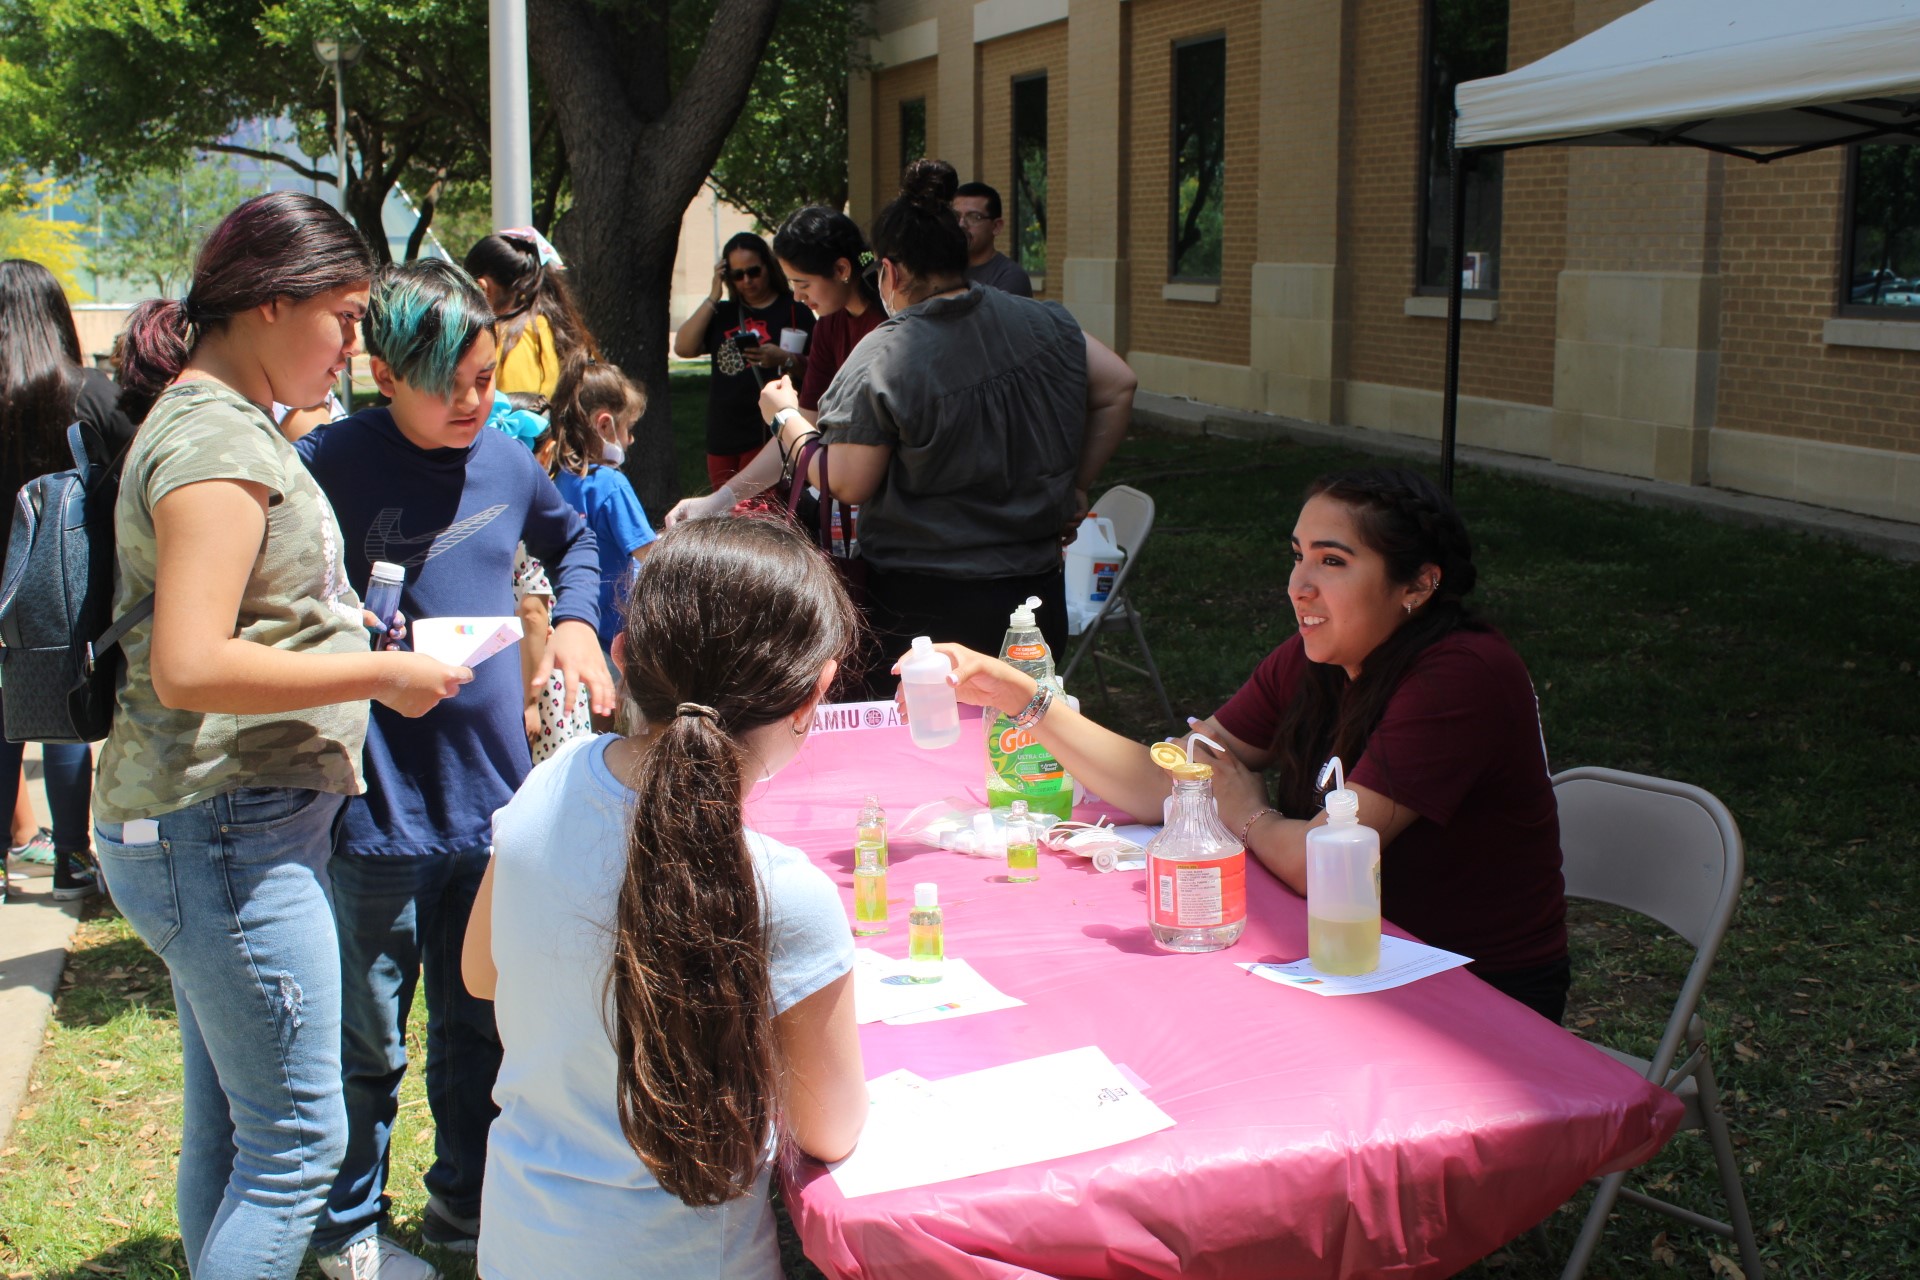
363;560;406;649
1143;733;1248;953
900;636;962;749
907;883;944;982
1305;756;1381;975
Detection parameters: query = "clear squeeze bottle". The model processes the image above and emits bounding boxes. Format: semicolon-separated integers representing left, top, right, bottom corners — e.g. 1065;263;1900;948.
856;795;889;869
1144;735;1248;952
1003;799;1039;883
1305;757;1381;975
363;560;406;649
907;883;944;982
853;841;889;936
900;636;962;749
986;596;1075;821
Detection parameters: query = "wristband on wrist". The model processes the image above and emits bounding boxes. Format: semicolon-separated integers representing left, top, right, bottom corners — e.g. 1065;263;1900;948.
1239;806;1278;848
1011;681;1054;731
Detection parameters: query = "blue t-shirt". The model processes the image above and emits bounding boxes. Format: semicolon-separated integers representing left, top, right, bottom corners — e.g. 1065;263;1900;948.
482;735;854;1280
297;408;602;856
553;464;657;650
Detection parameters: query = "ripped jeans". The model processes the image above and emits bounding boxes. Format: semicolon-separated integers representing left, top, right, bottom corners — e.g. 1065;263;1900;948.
95;788;348;1280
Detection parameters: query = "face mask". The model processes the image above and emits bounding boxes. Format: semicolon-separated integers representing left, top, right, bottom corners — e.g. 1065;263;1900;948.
601;440;625;467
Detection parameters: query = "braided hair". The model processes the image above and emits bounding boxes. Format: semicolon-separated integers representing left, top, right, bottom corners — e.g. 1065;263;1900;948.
1270;467;1486;817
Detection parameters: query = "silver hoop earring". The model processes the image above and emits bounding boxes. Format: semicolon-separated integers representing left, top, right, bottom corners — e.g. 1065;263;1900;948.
790;719;808;738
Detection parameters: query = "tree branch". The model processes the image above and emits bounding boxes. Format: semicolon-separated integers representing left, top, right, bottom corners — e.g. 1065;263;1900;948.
203;142;333;186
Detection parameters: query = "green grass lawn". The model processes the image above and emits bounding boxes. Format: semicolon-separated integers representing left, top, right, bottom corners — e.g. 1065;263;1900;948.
2;375;1915;1278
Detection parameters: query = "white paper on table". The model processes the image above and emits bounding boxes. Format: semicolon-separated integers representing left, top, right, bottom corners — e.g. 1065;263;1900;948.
883;960;1025;1025
409;617;524;668
1238;934;1472;996
853;951;1021;1025
829;1045;1175;1199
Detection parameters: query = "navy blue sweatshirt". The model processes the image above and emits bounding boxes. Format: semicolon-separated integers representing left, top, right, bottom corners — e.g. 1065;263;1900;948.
298;410;601;855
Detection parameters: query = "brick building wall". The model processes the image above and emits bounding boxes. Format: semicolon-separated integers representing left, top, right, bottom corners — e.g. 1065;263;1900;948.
872;58;940;201
1124;0;1261;368
1345;0;1566;410
976;22;1069;301
1717;153;1920;455
851;0;1920;520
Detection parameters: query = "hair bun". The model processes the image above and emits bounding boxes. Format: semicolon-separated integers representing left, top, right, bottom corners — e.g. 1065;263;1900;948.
899;158;958;206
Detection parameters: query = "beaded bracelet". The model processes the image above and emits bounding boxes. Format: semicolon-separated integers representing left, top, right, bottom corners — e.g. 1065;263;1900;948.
1011;681;1054;731
1239;806;1278;847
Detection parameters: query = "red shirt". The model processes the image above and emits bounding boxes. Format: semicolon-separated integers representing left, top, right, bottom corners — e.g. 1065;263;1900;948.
1214;628;1567;973
798;305;885;411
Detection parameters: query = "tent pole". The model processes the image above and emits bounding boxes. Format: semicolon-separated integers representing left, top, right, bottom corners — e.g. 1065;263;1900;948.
1441;145;1467;495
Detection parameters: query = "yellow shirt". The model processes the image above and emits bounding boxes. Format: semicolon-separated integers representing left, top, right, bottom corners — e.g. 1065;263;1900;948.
497;314;561;398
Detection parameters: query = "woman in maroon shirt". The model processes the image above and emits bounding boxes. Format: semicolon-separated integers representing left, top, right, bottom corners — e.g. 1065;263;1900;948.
664;207;884;524
917;468;1570;1022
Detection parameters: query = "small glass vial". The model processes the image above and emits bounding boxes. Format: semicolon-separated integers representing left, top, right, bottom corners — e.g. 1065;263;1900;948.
853;842;889;936
1003;799;1039;883
856;795;888;870
907;882;944;982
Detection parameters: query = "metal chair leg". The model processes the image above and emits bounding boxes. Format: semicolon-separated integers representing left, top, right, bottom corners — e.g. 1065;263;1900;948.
1560;1169;1627;1280
1124;603;1176;726
1692;1050;1765;1278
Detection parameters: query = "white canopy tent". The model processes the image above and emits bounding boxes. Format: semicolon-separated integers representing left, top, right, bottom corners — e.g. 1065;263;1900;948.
1431;0;1920;491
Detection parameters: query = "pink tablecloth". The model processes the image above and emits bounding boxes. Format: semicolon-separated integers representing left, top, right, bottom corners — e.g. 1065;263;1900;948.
754;718;1681;1280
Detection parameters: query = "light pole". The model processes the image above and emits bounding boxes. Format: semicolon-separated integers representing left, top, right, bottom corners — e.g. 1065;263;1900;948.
314;30;364;408
488;0;533;227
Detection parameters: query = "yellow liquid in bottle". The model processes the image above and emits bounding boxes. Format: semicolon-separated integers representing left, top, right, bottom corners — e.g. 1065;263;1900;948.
855;834;887;870
1308;910;1382;976
853;868;888;935
907;910;944;982
1006;841;1039;882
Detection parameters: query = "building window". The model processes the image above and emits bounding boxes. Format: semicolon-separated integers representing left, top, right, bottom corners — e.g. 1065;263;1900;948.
1171;36;1226;283
900;98;927;176
1844;143;1920;315
1011;74;1049;278
1417;0;1508;294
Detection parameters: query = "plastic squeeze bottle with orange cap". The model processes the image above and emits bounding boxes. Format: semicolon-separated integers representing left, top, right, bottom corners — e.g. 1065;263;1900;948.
1143;734;1248;953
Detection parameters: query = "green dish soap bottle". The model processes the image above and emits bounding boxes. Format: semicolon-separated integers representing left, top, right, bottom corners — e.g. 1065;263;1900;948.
985;596;1075;822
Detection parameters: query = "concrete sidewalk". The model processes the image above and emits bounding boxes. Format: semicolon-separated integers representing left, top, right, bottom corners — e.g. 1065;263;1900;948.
0;745;87;1152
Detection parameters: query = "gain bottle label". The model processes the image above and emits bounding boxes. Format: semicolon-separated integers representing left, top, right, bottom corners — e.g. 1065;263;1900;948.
985;596;1074;822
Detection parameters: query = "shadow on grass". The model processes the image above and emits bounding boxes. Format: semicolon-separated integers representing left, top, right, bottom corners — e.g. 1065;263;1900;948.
31;1232;188;1279
53;909;174;1031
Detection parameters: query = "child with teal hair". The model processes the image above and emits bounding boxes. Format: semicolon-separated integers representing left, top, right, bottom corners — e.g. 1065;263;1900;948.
295;258;614;1278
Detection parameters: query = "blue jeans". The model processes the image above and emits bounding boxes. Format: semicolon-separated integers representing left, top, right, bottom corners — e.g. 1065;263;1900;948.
2;738;93;851
94;788;349;1280
313;846;500;1254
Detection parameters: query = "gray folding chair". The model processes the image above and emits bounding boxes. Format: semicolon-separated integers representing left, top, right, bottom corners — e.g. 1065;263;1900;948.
1058;485;1176;727
1552;766;1764;1280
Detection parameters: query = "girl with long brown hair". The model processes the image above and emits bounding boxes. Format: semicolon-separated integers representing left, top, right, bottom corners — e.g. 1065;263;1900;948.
464;515;866;1279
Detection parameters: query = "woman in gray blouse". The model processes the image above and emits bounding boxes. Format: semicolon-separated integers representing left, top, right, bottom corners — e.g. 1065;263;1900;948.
764;160;1136;694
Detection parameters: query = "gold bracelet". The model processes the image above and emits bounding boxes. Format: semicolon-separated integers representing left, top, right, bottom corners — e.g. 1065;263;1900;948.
1238;807;1278;848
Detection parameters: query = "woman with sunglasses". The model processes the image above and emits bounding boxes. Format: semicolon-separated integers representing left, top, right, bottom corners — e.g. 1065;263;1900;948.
672;232;815;490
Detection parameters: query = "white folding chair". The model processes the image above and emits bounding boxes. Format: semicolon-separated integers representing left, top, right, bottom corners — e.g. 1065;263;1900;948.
1059;485;1176;728
1552;766;1764;1280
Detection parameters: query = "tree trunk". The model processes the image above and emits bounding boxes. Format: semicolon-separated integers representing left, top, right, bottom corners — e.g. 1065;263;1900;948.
529;0;783;520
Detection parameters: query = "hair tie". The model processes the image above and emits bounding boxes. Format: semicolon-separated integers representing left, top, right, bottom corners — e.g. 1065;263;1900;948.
498;225;564;269
182;296;204;326
675;702;719;721
858;250;876;267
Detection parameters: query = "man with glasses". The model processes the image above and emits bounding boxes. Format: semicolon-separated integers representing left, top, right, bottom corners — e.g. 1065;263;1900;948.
954;181;1034;297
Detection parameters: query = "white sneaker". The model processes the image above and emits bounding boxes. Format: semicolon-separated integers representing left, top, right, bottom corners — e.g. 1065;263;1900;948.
315;1234;441;1280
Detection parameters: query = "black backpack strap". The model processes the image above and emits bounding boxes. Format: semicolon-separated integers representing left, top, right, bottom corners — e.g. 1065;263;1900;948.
89;593;155;670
